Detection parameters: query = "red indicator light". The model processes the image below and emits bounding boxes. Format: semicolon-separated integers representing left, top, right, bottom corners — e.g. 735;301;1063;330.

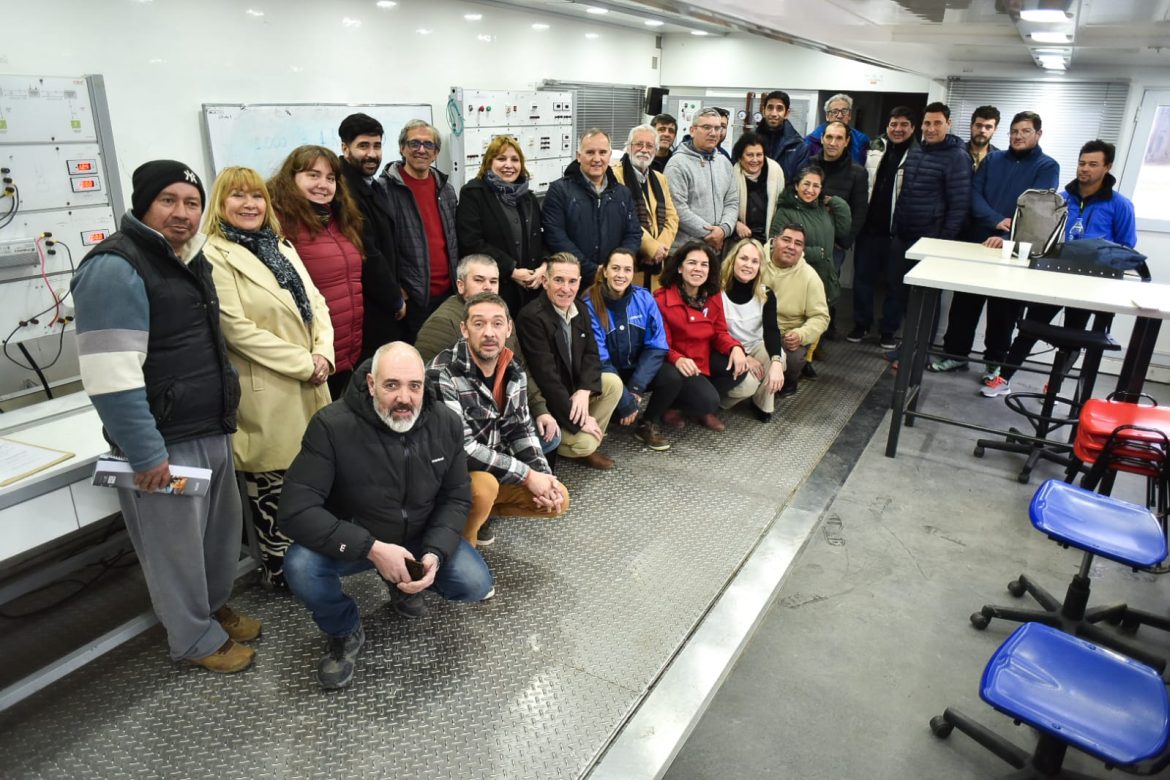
78;179;95;189
76;162;93;172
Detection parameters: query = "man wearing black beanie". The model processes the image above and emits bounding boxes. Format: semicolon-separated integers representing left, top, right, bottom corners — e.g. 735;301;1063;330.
70;160;258;674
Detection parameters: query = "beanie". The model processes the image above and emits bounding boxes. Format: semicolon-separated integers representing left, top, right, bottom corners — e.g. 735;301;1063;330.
130;160;206;219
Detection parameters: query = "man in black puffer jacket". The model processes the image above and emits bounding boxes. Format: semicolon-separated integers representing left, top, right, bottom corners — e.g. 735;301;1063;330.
886;102;972;346
279;342;492;689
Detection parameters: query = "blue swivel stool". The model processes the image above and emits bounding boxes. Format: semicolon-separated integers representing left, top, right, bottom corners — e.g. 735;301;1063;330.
931;622;1170;778
970;479;1168;672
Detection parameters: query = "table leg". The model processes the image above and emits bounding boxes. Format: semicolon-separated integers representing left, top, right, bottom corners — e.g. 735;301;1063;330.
907;288;938;417
886;284;927;457
1114;316;1161;401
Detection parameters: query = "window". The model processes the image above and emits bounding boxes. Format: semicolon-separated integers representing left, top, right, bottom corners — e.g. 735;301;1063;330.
540;79;647;154
945;78;1128;191
1121;89;1170;233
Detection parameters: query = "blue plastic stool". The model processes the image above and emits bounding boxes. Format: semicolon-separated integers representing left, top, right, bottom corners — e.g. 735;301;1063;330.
970;479;1168;672
931;622;1170;777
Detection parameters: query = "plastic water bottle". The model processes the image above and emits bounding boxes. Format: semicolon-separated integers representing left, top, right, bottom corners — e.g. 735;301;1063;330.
1070;219;1085;240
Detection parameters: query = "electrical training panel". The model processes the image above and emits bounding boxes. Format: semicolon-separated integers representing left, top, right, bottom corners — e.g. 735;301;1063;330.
447;88;574;195
0;75;119;345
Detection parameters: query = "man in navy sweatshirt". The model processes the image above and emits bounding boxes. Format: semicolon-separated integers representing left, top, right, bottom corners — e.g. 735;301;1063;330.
930;111;1059;384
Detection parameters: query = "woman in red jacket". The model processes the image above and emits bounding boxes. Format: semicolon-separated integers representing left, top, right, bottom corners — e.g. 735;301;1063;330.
653;240;750;432
269;145;365;398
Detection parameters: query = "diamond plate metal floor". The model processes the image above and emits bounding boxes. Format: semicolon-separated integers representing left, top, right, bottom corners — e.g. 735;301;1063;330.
0;342;889;780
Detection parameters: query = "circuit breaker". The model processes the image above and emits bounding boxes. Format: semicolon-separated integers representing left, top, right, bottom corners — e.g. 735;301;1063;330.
0;74;121;394
447;87;574;195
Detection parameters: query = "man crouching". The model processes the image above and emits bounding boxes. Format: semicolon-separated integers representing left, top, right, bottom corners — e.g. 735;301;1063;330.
279;342;493;690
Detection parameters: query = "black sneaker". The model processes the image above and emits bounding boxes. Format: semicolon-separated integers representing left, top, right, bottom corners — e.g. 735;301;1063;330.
801;362;818;380
845;325;866;343
779;380;799;397
318;624;365;690
879;333;898;350
387;585;429;618
476;518;496;547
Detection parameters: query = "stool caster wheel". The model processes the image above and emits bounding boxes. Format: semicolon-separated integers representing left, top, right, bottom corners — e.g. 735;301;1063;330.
973;446;985;458
1007;579;1026;598
929;715;953;738
970;612;990;630
1119;616;1141;635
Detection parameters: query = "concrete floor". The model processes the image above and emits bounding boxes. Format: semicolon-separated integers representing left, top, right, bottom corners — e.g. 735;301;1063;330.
666;352;1170;780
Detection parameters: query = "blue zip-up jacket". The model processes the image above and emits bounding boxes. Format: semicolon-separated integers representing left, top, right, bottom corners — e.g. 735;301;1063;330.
583;286;668;420
967;145;1060;240
756;119;812;183
1062;174;1137;247
542;160;641;288
893;133;973;242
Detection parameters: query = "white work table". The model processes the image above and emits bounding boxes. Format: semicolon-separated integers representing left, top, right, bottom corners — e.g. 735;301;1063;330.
905;237;1020;266
886;255;1170;457
0;393;118;561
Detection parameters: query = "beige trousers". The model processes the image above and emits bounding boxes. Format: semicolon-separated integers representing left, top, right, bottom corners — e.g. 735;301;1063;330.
557;372;623;457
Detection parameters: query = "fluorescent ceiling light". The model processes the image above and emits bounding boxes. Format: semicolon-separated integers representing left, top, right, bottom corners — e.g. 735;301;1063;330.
1021;9;1070;22
464;13;482;20
531;23;549;30
375;0;396;6
416;27;432;34
1030;31;1071;43
643;19;664;27
586;6;608;14
585;32;600;38
245;8;264;16
690;30;709;36
342;17;362;27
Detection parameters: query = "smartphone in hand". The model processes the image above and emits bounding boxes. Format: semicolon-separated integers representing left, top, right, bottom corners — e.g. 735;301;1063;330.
404;558;426;581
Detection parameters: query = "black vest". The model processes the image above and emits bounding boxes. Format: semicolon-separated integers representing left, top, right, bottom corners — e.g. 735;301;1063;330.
81;215;239;445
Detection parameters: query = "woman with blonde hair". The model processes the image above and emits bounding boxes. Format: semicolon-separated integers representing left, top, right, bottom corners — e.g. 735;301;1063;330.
719;237;786;420
456;134;546;315
203;166;333;589
268;145;364;398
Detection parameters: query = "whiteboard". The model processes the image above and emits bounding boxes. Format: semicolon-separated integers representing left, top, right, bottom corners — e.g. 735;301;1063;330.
201;103;433;179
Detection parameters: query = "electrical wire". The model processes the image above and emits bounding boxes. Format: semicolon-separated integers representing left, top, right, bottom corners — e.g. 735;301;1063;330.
34;235;62;325
0;184;18;230
0;547;137;619
446;96;465;137
1;239;75;375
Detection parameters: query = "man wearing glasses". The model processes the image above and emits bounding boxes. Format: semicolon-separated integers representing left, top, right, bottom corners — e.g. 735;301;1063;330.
382;119;460;341
806;93;870;165
932;111;1059;388
664;107;739;254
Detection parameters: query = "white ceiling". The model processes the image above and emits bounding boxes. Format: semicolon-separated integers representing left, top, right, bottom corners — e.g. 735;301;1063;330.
489;0;1170;75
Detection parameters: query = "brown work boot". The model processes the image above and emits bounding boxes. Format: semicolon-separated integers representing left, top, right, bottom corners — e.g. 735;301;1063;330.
214;605;261;642
580;451;615;470
191;638;255;674
697;413;725;432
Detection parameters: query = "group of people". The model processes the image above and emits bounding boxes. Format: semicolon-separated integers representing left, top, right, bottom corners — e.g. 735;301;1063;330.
68;92;1136;691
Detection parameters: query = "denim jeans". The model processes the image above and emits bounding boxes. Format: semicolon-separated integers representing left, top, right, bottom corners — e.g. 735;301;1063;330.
284;539;493;637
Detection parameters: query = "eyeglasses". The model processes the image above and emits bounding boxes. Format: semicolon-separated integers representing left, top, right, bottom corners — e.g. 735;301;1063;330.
406;139;438;151
695;124;721;133
826;108;850;118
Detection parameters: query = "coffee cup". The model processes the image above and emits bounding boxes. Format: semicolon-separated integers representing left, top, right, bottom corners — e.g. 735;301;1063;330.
1017;241;1033;260
1000;241;1014;260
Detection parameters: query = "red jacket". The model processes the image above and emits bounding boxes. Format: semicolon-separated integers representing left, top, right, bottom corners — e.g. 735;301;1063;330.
653;285;741;376
284;219;364;373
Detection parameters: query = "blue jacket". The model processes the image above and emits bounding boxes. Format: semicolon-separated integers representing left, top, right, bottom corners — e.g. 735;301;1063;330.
756;119;811;183
542;160;642;287
967;145;1060;240
1062;174;1137;247
893;134;973;242
806;122;870;165
583;286;668;420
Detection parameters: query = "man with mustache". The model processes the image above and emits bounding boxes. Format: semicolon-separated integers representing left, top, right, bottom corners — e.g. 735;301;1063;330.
338;113;405;356
612;124;679;289
428;292;570;548
71;160;258;674
279;342;492;689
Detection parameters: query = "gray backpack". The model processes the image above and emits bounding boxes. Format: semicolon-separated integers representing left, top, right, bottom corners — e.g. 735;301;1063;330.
1010;189;1067;259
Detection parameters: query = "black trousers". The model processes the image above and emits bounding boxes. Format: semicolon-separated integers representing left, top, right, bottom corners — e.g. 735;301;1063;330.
667;350;745;417
941;292;1022;365
623;364;685;424
1000;305;1099;382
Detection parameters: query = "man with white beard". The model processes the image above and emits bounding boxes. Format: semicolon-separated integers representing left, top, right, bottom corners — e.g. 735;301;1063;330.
613;124;679;289
278;342;493;690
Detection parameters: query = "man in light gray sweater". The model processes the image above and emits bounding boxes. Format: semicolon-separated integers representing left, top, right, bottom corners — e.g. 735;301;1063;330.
664;108;739;255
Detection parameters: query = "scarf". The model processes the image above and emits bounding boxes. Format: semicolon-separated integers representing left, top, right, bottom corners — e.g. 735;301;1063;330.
619;154;667;236
311;202;332;228
679;285;709;311
219;222;313;323
484;171;529;208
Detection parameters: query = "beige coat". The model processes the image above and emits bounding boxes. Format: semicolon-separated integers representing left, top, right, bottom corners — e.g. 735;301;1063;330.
610;163;679;263
205;234;334;472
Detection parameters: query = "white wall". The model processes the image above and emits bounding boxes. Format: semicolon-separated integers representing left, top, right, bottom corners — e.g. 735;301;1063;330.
1;0;663;197
661;33;937;94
